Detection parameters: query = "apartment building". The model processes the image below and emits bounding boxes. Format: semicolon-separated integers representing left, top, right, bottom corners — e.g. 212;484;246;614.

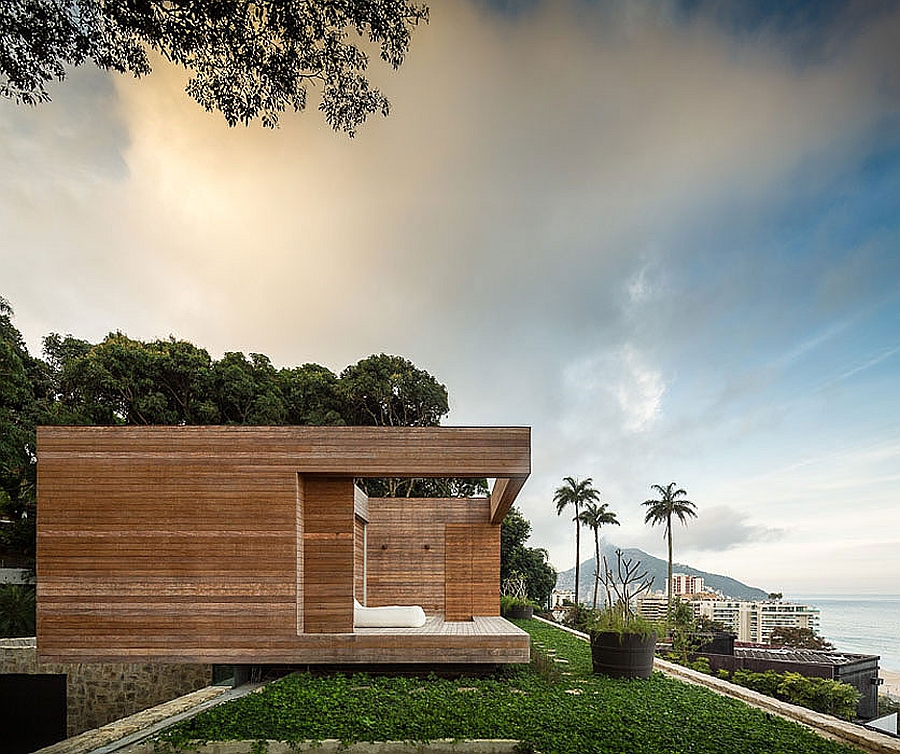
694;599;820;643
636;595;820;644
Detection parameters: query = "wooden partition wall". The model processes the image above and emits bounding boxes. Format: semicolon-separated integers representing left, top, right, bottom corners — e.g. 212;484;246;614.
36;426;529;663
366;498;499;619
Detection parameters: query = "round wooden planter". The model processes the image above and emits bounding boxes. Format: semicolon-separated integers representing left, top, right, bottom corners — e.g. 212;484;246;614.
591;631;657;678
505;605;533;619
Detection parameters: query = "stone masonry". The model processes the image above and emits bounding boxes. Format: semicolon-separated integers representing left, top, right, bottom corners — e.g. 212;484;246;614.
0;638;212;737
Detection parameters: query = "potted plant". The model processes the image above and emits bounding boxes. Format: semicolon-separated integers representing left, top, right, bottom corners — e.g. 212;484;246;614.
501;594;536;619
501;572;535;619
590;549;658;678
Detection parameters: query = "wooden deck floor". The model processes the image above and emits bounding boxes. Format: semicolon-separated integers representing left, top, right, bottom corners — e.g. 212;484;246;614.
292;615;530;664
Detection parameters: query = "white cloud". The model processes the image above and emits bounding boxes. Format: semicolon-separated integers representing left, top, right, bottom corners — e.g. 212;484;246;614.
615;345;666;433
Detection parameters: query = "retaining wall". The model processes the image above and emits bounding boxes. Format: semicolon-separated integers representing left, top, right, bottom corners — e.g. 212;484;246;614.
0;639;212;737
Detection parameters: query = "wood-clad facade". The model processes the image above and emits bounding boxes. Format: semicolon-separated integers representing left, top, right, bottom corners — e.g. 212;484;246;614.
36;426;530;664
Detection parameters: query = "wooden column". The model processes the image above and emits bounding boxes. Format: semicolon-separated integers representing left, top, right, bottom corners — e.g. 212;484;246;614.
301;476;354;633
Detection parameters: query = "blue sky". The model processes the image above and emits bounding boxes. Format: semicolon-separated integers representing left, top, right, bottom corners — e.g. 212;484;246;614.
2;1;899;593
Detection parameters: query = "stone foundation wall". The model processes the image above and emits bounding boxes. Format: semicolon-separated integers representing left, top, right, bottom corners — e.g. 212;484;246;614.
0;639;213;736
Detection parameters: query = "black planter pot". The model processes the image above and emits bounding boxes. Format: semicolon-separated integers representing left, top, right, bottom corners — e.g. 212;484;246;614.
591;631;657;678
505;605;534;619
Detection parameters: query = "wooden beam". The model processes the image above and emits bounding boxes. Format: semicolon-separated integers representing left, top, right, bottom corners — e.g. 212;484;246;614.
37;426;530;479
490;476;527;524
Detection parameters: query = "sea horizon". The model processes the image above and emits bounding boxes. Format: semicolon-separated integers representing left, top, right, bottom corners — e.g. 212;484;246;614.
788;594;900;673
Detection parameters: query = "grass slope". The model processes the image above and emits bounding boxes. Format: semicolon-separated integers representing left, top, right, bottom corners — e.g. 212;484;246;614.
159;619;860;754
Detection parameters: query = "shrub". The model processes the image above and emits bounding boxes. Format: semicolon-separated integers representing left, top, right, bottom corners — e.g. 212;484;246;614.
501;594;537;612
732;669;783;699
562;603;598;633
689;657;711;674
729;668;860;721
776;673;860;721
0;584;36;637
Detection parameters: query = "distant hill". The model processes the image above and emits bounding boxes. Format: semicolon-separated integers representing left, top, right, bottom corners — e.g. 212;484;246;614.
554;543;769;602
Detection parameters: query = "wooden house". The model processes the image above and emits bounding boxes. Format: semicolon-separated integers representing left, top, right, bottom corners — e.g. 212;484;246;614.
36;426;531;665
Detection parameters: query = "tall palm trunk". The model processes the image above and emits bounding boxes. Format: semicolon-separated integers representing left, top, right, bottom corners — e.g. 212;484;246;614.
574;504;581;606
666;516;673;634
592;526;600;609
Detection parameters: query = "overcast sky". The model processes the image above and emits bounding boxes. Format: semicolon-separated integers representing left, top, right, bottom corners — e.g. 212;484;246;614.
3;1;899;594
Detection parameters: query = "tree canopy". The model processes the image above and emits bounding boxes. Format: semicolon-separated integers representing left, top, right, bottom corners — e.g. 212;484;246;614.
769;626;835;651
0;0;428;131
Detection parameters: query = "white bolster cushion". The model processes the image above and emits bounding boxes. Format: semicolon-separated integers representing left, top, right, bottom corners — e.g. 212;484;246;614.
354;599;427;628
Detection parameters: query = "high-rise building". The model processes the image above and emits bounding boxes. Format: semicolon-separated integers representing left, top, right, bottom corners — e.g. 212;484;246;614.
670;573;704;596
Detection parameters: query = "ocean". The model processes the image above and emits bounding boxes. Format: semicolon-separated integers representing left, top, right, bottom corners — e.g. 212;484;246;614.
789;595;900;672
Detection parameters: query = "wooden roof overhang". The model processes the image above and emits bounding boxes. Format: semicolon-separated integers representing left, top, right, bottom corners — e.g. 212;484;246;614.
37;425;530;523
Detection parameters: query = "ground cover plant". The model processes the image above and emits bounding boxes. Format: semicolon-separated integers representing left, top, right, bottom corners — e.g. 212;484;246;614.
157;619;862;754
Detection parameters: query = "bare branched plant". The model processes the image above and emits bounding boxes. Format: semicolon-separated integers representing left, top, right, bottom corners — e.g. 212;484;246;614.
599;549;654;619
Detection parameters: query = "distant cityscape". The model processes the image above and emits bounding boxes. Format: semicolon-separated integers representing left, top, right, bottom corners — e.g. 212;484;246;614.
551;572;820;644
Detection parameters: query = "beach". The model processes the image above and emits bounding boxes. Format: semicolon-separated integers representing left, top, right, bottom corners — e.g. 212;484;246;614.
882;668;900;699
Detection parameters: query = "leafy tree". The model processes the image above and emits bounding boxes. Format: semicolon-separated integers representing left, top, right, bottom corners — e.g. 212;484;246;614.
340;353;451;497
0;0;428;131
642;481;697;633
210;351;286;424
769;626;835;651
42;332;95;423
768;592;783;600
0;299;475;562
0;297;45;561
279;363;344;426
553;476;600;607
576;500;619;609
339;353;448;427
500;506;556;607
46;332;219;424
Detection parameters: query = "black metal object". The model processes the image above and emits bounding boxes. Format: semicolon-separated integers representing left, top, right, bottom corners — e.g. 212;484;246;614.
0;673;67;754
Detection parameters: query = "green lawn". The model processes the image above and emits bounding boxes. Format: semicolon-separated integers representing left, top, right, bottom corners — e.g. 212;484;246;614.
158;619;860;753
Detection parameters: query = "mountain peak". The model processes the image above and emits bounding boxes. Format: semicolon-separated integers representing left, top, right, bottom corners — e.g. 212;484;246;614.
554;543;768;602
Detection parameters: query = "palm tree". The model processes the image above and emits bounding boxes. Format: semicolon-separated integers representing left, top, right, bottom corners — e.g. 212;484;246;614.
577;501;620;609
642;482;697;633
554;476;601;606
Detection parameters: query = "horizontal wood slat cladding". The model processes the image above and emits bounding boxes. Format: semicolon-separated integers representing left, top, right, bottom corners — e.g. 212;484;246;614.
36;435;298;663
37;426;531;478
36;426;524;663
443;522;500;620
365;498;496;615
301;476;354;633
39;615;531;664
